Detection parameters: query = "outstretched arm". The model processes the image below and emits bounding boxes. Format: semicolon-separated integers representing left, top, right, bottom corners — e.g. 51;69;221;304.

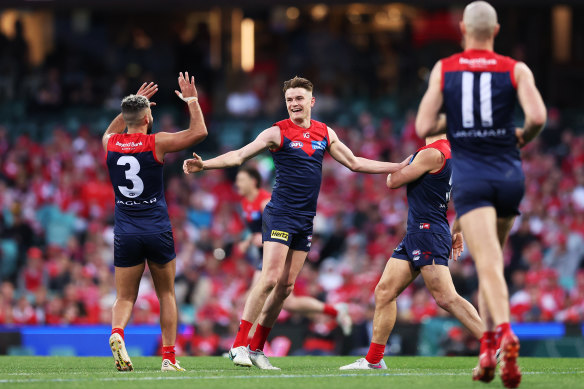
102;82;158;151
155;72;208;160
183;126;281;174
416;61;446;138
386;148;444;189
515;62;546;147
327;127;409;174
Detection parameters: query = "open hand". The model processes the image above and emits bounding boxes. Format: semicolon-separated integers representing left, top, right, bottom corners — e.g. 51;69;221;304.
136;82;158;106
175;71;198;102
183;152;204;174
450;232;464;260
399;154;413;169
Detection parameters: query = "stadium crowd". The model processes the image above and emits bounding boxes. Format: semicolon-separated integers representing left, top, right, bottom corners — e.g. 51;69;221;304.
1;10;584;356
0;111;583;355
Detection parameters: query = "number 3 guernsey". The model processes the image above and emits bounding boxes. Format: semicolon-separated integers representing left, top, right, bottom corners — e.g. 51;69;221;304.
106;133;172;235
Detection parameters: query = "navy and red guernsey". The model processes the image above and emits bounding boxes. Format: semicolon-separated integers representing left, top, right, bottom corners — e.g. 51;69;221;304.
406;139;452;236
106;133;172;235
441;49;523;183
268;119;329;216
241;189;271;234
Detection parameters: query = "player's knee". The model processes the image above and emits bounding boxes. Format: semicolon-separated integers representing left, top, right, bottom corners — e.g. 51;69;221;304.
276;282;294;299
260;275;279;293
434;293;456;311
374;283;397;305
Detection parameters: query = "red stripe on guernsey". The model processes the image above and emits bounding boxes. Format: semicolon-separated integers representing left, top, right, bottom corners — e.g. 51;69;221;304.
441;49;518;90
108;133;161;164
271;119;328;157
417;139;451;175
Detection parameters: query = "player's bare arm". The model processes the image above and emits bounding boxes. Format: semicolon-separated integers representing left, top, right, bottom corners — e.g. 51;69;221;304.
327;127;409;174
450;217;464;260
154;72;208;161
386;148;444;189
102;82;158;150
183;126;281;174
415;61;446;139
514;62;547;147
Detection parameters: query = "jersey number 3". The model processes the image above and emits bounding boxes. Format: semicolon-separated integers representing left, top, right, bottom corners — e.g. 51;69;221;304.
117;156;144;198
461;71;493;128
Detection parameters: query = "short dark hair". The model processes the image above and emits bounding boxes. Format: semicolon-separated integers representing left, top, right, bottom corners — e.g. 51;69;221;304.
121;95;149;126
282;76;313;94
240;166;262;189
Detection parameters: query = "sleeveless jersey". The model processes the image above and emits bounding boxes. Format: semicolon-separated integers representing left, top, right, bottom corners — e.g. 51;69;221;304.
241;189;271;233
406;139;452;236
441;49;523;183
268;119;329;216
106;133;172;235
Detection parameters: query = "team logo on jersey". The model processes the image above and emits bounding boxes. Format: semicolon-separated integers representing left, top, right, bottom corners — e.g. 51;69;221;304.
303;132;310;139
290;141;303;149
311;140;326;150
419;223;430;230
271;230;289;241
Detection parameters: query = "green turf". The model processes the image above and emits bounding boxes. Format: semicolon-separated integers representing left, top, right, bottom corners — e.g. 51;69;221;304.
0;356;582;389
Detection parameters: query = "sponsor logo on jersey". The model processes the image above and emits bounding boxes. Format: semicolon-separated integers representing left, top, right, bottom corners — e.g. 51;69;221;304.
270;230;289;241
290;141;303;149
451;129;507;138
311;140;326;150
115;141;144;148
419;223;430;230
459;57;497;67
117;197;157;205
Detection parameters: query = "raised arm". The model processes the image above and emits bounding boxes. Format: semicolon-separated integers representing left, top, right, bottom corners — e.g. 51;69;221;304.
102;82;158;151
327;127;408;174
183;126;281;174
514;62;547;147
386;148;444;189
416;61;446;138
155;72;208;160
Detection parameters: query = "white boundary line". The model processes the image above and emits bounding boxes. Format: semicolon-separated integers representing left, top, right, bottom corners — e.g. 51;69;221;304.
0;370;582;384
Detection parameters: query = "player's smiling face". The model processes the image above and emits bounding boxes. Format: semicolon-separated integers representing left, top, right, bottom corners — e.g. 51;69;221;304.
285;87;315;123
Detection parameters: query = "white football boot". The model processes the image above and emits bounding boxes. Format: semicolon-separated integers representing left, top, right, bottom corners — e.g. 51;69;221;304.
339;358;387;370
334;303;353;336
229;345;253;367
161;359;186;371
109;333;134;371
249;349;281;370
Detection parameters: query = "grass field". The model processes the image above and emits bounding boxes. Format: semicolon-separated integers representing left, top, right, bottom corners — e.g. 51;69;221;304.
0;356;582;389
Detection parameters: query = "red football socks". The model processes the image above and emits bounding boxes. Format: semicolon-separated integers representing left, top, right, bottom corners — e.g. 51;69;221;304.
249;324;272;352
365;342;385;364
111;327;124;340
233;320;253;348
495;322;511;349
162;345;176;364
323;304;338;318
480;331;496;354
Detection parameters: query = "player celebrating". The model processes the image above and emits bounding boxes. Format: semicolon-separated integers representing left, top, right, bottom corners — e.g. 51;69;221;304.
415;2;546;387
235;166;352;336
340;134;484;370
184;76;408;369
104;73;207;372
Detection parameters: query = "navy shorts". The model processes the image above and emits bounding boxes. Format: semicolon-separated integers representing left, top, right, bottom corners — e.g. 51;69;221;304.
262;206;314;252
114;230;176;267
392;233;451;270
454;179;524;218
